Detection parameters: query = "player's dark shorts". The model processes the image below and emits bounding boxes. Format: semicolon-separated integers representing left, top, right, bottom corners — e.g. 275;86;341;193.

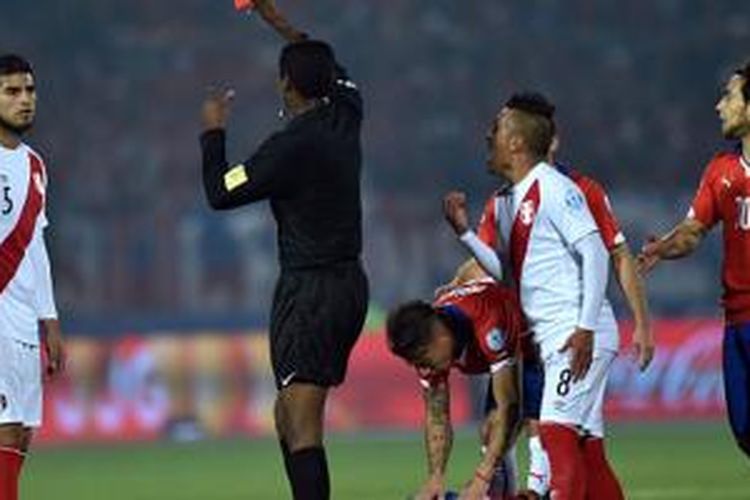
484;354;544;420
270;260;368;390
723;322;750;457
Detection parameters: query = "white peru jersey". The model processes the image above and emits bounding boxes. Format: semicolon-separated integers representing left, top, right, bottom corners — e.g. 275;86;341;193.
0;142;57;345
493;162;618;359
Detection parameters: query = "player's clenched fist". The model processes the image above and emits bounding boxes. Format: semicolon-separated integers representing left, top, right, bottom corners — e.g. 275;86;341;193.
443;191;470;235
201;88;235;130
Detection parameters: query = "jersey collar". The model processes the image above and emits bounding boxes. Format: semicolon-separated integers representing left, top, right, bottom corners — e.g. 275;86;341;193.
437;304;472;361
513;161;547;197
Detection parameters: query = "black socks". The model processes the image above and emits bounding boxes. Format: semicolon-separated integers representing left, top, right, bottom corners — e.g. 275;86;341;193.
284;446;330;500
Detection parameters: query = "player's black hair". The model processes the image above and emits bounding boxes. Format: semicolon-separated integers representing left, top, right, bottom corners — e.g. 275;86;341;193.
504;92;556;120
386;300;438;363
504;91;556;155
736;60;750;102
279;40;335;99
0;54;33;77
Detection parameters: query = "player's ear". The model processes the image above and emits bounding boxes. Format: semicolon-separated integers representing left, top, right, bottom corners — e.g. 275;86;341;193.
508;134;524;155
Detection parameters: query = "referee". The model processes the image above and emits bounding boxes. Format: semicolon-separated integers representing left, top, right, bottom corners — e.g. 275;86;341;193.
199;2;368;499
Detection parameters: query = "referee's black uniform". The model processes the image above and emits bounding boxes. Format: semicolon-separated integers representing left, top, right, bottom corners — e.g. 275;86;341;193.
200;64;368;391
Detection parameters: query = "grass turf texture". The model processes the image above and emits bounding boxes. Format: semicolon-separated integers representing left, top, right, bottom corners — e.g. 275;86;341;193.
23;422;750;499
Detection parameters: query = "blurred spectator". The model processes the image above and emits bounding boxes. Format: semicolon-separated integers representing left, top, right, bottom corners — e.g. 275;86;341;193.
3;0;748;330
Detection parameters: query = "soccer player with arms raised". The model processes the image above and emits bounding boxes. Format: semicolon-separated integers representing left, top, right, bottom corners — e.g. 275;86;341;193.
387;278;524;500
639;60;750;459
0;54;65;500
200;1;368;498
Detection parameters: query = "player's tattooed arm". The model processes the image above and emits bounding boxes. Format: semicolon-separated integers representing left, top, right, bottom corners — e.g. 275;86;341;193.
423;380;453;481
475;363;521;482
254;0;308;43
638;218;708;273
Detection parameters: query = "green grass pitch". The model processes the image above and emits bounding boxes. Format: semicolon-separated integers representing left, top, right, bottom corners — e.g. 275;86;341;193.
23;422;750;499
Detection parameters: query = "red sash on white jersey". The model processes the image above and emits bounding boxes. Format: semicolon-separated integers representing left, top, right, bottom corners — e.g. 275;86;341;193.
0;153;44;293
509;180;540;286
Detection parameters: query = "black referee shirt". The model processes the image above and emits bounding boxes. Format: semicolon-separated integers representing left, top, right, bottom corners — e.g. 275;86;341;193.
201;66;363;271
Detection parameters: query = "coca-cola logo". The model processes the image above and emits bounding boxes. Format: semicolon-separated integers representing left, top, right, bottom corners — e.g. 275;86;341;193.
608;325;724;415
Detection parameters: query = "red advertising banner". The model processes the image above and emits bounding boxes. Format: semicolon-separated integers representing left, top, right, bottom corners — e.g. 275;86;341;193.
36;332;471;443
606;319;724;420
35;319;726;443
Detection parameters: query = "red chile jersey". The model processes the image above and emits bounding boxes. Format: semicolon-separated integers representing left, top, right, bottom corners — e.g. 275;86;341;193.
688;152;750;324
418;278;524;388
477;164;625;253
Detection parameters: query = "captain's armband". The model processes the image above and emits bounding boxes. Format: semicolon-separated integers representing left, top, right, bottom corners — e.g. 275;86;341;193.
224;164;249;192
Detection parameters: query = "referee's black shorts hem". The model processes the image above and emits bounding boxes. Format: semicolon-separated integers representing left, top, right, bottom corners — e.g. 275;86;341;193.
270;261;368;391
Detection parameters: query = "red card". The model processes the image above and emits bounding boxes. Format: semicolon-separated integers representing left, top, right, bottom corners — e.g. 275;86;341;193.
234;0;255;12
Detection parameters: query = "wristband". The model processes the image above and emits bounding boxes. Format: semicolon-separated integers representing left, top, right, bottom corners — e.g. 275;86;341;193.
474;469;492;483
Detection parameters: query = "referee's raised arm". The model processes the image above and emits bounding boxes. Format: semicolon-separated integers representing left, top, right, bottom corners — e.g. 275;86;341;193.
199;89;296;210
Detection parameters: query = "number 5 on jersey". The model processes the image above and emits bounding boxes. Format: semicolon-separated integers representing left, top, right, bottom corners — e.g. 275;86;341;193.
2;186;12;215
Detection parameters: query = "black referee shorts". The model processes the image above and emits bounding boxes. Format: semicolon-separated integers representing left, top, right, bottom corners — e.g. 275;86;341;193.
270;260;368;390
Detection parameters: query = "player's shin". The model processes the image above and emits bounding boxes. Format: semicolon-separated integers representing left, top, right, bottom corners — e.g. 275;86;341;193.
287;446;330;500
539;423;585;500
0;446;25;500
582;437;623;500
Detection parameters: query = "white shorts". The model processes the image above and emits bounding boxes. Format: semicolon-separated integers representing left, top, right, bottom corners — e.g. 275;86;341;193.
539;350;616;438
0;335;42;427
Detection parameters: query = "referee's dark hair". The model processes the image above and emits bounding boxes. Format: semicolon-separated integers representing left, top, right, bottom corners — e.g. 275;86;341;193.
504;91;556;158
279;40;335;99
736;60;750;102
386;300;437;363
0;54;33;77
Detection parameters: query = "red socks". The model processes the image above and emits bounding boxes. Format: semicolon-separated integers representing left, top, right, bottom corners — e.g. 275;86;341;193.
582;437;624;500
539;423;585;500
0;447;24;500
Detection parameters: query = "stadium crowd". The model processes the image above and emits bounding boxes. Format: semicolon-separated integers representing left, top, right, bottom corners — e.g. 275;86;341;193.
3;0;748;329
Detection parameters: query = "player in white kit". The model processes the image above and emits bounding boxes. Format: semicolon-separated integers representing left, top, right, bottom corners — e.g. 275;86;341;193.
444;100;624;500
0;54;65;500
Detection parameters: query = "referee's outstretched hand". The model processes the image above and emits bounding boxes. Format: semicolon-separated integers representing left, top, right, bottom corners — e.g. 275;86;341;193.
201;88;235;131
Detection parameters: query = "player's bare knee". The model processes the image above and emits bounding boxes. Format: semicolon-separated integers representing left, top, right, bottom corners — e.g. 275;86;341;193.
284;413;323;451
19;427;33;452
273;397;288;440
0;423;24;449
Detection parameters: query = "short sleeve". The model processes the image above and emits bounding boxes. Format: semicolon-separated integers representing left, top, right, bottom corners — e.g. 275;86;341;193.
688;159;720;228
476;194;498;248
474;287;521;368
548;179;599;246
580;178;625;251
